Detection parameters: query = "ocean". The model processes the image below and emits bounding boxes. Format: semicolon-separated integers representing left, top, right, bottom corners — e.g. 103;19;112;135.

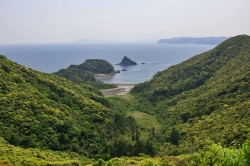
0;43;215;84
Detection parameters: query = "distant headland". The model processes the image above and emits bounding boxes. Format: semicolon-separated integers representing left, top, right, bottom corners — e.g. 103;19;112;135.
157;37;229;45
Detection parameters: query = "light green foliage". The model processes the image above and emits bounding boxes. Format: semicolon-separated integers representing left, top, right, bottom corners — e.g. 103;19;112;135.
186;142;244;166
106;155;187;166
127;111;160;131
162;130;250;165
131;35;250;154
0;136;89;165
186;130;250;166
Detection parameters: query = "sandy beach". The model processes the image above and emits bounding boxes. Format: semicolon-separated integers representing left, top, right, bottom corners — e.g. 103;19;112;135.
94;74;136;97
94;74;114;78
100;84;136;97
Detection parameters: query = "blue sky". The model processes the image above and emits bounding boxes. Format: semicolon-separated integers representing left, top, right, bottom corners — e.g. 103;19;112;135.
1;0;249;44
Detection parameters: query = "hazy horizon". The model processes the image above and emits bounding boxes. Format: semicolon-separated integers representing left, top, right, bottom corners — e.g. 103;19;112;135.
1;0;249;44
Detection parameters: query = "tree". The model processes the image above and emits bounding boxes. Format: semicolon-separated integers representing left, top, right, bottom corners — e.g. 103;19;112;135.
169;127;180;146
243;129;250;165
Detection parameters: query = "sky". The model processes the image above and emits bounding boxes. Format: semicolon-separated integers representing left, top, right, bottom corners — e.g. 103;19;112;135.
0;0;250;44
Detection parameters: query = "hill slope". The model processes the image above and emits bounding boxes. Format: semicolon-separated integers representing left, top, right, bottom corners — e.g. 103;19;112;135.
53;67;116;89
0;55;149;159
131;35;250;153
0;55;112;156
0;55;156;159
69;59;115;74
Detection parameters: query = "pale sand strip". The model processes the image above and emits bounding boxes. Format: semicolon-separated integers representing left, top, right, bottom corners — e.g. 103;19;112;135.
101;84;136;97
94;74;114;78
94;74;137;97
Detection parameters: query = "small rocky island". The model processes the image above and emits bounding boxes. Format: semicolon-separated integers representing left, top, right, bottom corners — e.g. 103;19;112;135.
116;56;137;66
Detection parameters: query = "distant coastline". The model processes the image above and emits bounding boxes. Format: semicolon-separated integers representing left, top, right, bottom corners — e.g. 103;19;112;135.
157;37;229;45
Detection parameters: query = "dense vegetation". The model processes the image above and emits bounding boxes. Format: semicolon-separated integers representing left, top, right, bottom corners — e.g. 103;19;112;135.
0;55;153;160
131;35;250;154
69;59;115;74
186;129;250;166
1;35;250;165
0;136;89;165
55;68;96;82
2;130;250;165
54;68;116;90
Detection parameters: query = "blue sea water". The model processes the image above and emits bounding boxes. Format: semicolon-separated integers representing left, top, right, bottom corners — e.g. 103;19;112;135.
0;43;215;84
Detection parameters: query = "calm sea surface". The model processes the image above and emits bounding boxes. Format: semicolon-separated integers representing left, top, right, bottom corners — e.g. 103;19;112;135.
0;43;214;84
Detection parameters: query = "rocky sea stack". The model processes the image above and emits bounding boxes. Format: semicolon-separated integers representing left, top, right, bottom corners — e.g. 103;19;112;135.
116;56;137;66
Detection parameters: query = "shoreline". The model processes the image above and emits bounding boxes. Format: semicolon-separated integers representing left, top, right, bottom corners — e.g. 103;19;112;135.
100;83;136;97
95;74;137;97
94;74;114;78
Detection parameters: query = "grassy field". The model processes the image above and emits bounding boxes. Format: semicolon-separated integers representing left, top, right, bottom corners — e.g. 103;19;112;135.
127;111;160;131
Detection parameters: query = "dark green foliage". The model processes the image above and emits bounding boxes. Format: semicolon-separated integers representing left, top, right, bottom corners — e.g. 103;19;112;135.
169;128;180;146
93;159;106;166
54;68;96;82
53;68;116;90
106;138;155;158
103;97;157;157
242;129;250;165
103;112;156;157
69;59;115;74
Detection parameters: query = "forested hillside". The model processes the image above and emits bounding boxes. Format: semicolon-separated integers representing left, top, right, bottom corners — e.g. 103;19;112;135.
1;35;250;165
131;35;250;154
0;55;153;160
69;59;115;74
54;59;117;89
54;67;116;90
